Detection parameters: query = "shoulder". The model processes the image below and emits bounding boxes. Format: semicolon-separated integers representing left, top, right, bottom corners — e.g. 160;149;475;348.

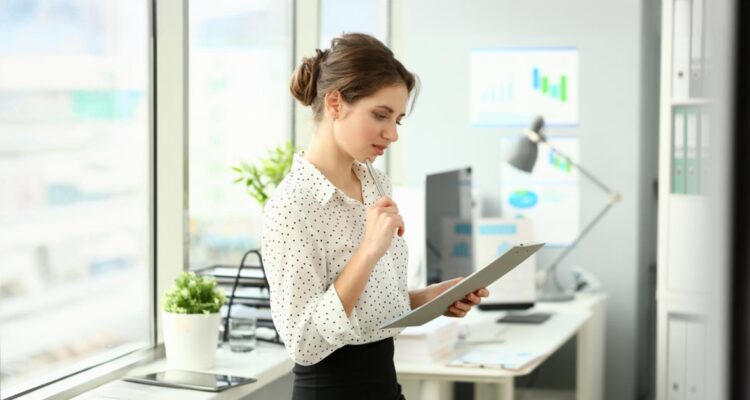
263;172;318;221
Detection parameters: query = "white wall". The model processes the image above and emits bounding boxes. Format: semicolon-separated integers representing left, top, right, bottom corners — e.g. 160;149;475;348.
393;1;660;399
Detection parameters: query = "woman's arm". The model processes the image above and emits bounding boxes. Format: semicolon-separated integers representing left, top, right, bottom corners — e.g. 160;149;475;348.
409;279;490;317
334;247;379;317
408;287;429;310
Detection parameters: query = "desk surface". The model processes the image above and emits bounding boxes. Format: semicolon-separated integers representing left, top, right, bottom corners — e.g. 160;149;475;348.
395;310;590;379
395;292;605;379
73;293;605;398
73;343;293;400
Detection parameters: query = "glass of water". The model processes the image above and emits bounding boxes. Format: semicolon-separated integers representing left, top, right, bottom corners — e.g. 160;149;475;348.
228;317;257;352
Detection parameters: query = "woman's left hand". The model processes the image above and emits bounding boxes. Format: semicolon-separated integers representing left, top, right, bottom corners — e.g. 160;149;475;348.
423;277;490;318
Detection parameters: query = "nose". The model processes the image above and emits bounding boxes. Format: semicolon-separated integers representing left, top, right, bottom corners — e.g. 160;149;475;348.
383;123;399;142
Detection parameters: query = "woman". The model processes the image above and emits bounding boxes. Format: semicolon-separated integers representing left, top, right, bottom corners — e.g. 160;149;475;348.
262;33;489;400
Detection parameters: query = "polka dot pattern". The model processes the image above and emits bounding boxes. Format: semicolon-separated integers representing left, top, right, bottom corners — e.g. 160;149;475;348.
262;152;410;366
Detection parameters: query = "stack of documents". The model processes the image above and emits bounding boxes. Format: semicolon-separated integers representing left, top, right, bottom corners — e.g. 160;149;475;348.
447;349;545;371
394;317;459;362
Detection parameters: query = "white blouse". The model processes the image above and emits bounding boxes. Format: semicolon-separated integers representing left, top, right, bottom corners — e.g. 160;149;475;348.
261;152;411;366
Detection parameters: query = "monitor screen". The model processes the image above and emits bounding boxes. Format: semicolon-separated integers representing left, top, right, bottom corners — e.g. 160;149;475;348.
425;167;473;284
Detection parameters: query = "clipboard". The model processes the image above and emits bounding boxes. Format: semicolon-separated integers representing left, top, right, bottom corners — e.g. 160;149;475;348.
380;243;545;329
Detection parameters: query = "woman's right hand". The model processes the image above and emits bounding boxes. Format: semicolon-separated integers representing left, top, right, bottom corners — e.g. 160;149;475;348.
362;196;405;260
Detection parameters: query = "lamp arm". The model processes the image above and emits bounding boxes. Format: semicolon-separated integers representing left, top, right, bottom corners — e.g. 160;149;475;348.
546;200;616;273
540;140;616;196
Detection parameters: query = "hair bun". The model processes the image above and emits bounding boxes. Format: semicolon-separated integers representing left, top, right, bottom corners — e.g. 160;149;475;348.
290;49;328;106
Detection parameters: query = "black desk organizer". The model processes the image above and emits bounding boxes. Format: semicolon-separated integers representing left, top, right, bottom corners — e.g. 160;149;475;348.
195;249;283;345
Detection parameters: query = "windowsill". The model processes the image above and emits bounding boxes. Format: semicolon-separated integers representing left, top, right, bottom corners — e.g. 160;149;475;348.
57;342;292;400
11;346;165;400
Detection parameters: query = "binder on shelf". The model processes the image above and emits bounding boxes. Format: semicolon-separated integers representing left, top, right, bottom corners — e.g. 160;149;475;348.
672;0;691;98
672;108;686;194
689;0;706;97
685;110;700;195
699;112;711;195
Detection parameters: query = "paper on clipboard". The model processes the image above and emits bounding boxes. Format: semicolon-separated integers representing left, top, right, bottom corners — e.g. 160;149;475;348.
380;243;545;329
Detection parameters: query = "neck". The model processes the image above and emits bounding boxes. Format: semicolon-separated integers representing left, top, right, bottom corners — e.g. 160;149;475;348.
304;122;357;188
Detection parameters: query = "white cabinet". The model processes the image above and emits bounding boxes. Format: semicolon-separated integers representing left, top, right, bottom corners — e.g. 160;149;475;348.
666;316;707;400
667;318;687;400
657;0;711;398
685;320;706;400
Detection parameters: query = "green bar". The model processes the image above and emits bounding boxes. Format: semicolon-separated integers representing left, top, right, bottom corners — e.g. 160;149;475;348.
542;76;548;93
560;76;567;102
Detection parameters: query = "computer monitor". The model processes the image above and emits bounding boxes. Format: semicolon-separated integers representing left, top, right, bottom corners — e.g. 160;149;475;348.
425;167;473;285
425;168;535;310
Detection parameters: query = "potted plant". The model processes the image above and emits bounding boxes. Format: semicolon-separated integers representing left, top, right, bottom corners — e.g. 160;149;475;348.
162;271;227;370
232;140;295;208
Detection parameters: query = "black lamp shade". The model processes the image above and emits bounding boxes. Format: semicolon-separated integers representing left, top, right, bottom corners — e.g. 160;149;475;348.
507;134;539;173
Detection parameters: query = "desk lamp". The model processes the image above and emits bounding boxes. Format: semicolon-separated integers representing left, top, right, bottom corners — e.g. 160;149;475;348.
507;116;621;301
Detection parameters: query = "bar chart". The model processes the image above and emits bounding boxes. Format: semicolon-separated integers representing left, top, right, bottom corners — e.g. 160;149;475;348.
470;48;579;127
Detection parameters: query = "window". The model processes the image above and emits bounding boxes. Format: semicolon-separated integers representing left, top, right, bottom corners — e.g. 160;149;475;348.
319;0;389;49
188;0;293;270
0;1;151;398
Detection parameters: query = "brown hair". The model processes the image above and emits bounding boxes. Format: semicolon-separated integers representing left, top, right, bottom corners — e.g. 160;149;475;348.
290;33;419;121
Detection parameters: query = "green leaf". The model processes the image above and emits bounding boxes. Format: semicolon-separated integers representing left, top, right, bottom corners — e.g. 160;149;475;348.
231;139;296;208
163;271;227;314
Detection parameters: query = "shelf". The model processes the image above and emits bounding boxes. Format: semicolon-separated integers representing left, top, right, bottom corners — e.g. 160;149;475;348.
671;98;711;106
196;251;283;345
195;264;269;287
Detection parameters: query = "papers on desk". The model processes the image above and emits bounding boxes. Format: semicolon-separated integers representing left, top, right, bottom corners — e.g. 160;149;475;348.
394;317;459;362
447;349;546;371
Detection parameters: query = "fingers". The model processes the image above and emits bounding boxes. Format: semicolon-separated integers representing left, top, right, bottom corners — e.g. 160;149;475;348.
464;292;482;305
373;196;397;208
386;214;404;236
453;299;473;312
448;305;468;317
381;205;400;214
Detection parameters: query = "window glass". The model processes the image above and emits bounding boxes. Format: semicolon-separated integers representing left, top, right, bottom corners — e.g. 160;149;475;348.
188;0;293;270
0;1;151;397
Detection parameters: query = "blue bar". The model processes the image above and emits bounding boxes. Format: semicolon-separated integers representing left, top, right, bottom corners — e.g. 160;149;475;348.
533;68;540;89
551;84;558;98
454;223;473;235
479;224;517;235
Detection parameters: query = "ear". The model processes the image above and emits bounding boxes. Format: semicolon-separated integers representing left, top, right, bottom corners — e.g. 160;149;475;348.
324;90;343;120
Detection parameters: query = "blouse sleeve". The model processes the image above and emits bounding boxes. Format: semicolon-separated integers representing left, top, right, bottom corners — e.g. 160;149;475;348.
261;195;363;365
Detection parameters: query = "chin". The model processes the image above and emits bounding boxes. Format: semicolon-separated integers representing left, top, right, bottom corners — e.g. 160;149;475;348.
354;153;376;164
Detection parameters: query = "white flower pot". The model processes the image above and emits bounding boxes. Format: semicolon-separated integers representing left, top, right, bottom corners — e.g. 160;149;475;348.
162;311;221;370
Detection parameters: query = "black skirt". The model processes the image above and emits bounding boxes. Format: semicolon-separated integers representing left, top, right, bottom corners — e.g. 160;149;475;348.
292;337;406;400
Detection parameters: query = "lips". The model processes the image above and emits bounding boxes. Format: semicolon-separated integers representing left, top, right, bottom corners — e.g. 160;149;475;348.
372;144;387;156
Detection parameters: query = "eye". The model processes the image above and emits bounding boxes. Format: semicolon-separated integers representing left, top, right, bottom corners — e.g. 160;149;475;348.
373;112;387;121
396;120;403;126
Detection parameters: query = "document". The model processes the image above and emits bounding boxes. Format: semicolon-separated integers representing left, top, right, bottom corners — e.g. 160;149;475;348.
447;349;545;371
380;243;545;329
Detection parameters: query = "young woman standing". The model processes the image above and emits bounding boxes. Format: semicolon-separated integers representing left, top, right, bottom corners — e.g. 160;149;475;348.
262;33;489;400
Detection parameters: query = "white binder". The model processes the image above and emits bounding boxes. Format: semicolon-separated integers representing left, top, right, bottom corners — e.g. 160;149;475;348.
672;0;691;98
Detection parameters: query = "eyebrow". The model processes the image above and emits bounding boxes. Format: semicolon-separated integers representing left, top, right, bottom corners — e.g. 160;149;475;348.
376;105;406;118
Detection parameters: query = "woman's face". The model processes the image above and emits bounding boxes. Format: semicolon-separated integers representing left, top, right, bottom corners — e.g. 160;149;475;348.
332;84;409;163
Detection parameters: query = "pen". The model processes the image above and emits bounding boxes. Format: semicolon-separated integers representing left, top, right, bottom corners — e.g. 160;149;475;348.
365;160;386;198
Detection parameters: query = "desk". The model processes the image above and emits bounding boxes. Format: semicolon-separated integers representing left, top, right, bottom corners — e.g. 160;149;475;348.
73;343;294;400
395;292;606;400
73;293;604;400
